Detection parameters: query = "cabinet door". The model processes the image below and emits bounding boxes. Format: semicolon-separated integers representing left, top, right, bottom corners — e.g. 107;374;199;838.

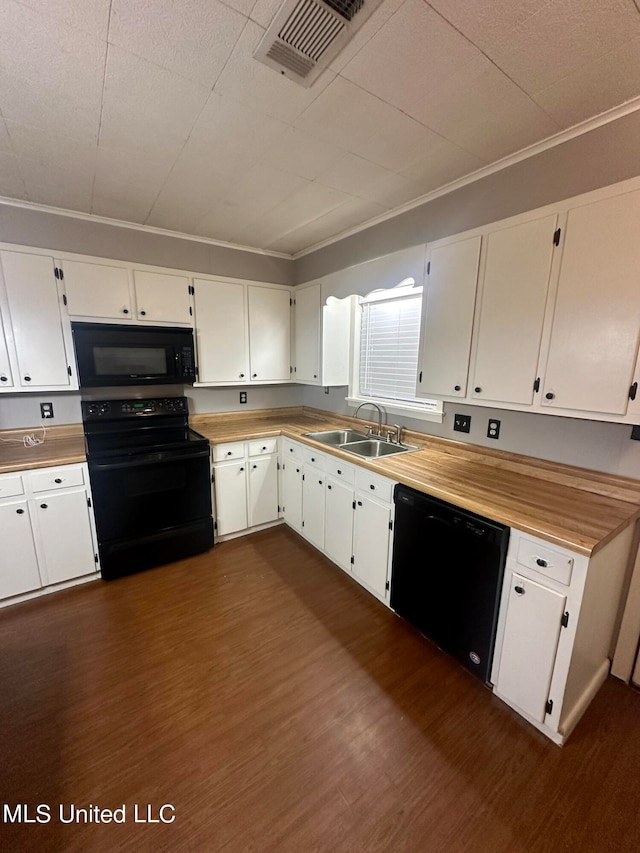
417;235;481;398
34;490;97;585
352;495;391;599
214;462;248;536
471;215;557;405
0;309;14;388
324;479;354;571
62;259;132;320
0;500;42;598
1;251;71;388
496;572;566;723
294;283;320;384
302;468;325;551
248;455;279;527
193;279;248;383
248;286;291;382
542;190;640;414
133;271;191;324
282;461;303;533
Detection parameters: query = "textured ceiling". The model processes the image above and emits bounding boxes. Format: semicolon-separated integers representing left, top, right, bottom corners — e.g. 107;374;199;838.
1;0;640;256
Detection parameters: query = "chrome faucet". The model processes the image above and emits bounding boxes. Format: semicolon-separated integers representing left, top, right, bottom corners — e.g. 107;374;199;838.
353;401;385;436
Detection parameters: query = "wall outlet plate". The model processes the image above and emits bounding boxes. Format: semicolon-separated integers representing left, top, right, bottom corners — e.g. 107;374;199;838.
487;418;501;439
239;391;247;404
453;414;471;433
40;402;54;419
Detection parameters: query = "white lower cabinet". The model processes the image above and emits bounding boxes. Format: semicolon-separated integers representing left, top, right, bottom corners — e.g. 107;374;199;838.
213;439;279;538
0;463;100;604
492;526;633;744
281;439;396;604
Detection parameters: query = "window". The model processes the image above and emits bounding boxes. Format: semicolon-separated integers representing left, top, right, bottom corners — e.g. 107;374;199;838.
350;280;442;421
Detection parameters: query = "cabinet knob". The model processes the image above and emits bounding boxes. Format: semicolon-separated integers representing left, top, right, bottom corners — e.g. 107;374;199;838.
311;456;315;462
0;375;7;382
252;373;257;378
536;558;548;568
239;373;245;378
369;484;375;490
295;468;300;473
357;500;363;506
454;385;461;391
545;391;555;400
24;375;31;382
327;484;332;490
239;467;244;472
253;464;257;469
514;585;525;595
474;386;482;394
40;503;48;509
226;451;232;456
262;446;267;450
337;469;342;475
123;308;129;314
140;310;146;316
313;374;317;379
318;479;322;485
54;478;62;484
16;508;24;515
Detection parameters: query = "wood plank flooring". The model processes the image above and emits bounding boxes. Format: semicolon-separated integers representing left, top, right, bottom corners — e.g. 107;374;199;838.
1;526;640;853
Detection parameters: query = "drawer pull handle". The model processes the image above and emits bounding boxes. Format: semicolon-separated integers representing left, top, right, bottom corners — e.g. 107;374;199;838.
40;503;48;509
337;469;342;474
262;446;267;450
226;451;232;456
311;457;315;462
514;585;525;595
536;558;548;568
54;478;63;484
24;375;31;382
16;508;24;515
370;484;375;490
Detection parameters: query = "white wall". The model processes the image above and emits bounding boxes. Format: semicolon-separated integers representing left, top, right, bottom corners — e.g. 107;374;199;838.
301;385;640;480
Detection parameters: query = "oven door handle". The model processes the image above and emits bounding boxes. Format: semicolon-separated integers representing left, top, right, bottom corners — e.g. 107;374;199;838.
89;447;210;470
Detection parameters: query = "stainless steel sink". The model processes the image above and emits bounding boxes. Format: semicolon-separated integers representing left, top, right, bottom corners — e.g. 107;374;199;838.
304;429;419;459
340;439;419;458
304;428;370;446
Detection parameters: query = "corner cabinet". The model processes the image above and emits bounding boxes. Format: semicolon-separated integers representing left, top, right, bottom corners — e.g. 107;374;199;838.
0;463;100;605
0;251;77;392
193;279;292;386
492;526;634;744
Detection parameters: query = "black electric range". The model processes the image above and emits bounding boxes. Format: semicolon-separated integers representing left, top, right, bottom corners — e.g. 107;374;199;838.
82;396;214;580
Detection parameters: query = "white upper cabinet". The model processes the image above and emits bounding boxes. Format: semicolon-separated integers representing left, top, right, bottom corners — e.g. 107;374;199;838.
62;259;132;321
417;235;482;399
133;271;191;324
0;312;14;388
0;251;73;390
293;283;353;387
470;214;557;406
541;189;640;415
248;285;291;383
293;283;320;383
193;279;248;384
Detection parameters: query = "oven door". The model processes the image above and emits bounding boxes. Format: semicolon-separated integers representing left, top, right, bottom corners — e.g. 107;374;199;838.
88;446;212;543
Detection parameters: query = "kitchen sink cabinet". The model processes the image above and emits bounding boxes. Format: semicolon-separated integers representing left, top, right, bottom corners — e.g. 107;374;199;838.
352;493;393;601
0;464;100;606
301;462;326;551
293;282;353;386
0;250;76;392
324;477;355;572
213;439;280;538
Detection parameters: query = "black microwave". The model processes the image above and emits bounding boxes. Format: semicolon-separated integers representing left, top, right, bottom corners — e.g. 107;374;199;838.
72;322;196;387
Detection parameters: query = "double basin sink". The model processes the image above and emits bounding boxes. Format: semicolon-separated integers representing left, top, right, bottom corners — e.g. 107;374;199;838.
303;428;419;459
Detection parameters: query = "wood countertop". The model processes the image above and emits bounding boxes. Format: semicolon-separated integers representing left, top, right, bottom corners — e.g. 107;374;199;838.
2;408;639;557
0;424;86;473
192;407;640;557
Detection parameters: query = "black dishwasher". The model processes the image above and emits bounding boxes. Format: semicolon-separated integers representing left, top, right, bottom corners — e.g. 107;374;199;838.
390;484;509;684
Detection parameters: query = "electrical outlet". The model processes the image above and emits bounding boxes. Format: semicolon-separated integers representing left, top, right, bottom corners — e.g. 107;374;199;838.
239;391;247;404
453;414;471;433
487;418;501;439
40;402;54;419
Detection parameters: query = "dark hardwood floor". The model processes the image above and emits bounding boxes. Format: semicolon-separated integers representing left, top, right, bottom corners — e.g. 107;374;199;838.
1;525;640;852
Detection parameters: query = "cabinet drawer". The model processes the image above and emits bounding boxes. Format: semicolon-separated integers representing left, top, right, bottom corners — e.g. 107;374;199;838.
355;468;394;503
513;533;574;586
282;439;303;460
325;457;356;485
213;442;245;462
29;466;84;493
0;474;25;499
303;448;326;470
248;438;278;457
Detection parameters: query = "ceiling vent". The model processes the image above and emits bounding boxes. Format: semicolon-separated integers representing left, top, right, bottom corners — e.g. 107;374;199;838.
254;0;383;87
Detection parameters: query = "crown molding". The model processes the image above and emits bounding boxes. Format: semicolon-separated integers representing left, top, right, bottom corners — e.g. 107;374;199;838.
0;197;293;260
292;94;640;260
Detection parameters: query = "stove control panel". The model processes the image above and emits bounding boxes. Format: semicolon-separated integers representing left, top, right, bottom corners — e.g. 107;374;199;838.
82;397;187;419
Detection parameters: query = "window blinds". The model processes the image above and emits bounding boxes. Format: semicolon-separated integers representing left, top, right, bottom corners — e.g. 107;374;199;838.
359;290;422;403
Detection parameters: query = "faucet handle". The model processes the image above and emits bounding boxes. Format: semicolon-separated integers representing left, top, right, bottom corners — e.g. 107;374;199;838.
393;423;403;444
